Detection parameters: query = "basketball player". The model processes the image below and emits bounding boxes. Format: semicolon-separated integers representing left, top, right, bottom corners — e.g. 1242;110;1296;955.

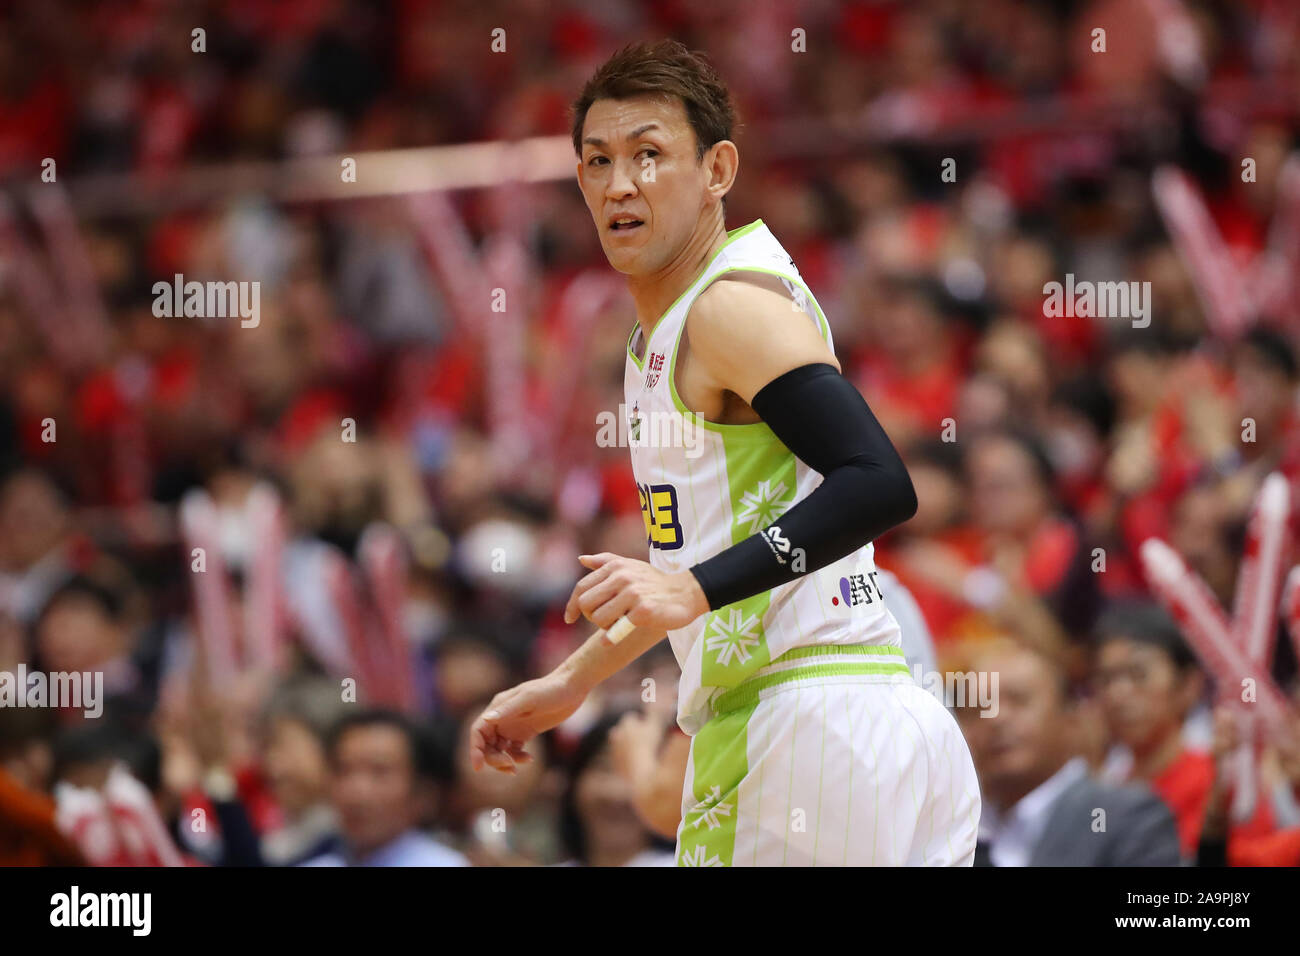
470;39;980;866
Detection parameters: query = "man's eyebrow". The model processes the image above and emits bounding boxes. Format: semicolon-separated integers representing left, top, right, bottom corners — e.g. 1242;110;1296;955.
582;123;662;148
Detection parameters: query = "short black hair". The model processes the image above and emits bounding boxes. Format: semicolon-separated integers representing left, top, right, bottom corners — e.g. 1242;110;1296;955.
262;675;351;742
0;705;57;761
1050;372;1117;439
969;426;1057;490
36;575;122;629
571;40;738;161
325;709;436;783
50;723;141;783
905;435;964;476
1238;327;1298;381
1093;600;1197;671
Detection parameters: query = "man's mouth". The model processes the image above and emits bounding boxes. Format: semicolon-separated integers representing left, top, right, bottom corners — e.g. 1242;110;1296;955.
608;216;644;232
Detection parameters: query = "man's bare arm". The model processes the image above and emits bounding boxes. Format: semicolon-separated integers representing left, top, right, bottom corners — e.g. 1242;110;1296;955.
686;276;840;404
556;622;668;695
681;273;917;612
469;617;667;774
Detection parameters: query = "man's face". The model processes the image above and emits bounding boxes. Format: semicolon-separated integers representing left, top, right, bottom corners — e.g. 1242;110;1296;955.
330;725;421;855
978;646;1071;803
37;598;120;674
576;94;712;276
1095;639;1191;752
967;437;1045;534
264;717;330;819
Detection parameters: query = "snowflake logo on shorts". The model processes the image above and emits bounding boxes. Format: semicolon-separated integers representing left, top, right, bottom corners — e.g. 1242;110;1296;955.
734;479;792;535
687;785;734;831
679;845;726;867
704;608;760;667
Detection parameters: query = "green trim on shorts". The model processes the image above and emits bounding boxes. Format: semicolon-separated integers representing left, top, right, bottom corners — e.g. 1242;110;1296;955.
713;646;910;715
677;700;757;867
775;644;904;662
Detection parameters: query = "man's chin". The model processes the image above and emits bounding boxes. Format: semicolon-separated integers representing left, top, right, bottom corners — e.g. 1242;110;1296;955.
601;248;644;275
986;752;1035;783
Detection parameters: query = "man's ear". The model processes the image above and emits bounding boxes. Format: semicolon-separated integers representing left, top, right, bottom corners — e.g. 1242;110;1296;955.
414;778;440;825
705;140;739;203
1062;692;1108;766
1177;668;1206;715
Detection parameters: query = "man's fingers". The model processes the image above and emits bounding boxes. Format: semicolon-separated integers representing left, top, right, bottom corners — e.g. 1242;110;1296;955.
564;561;617;623
577;573;626;621
472;699;521;773
469;719;494;772
476;724;519;773
470;696;544;775
505;741;534;765
587;589;637;630
483;748;517;773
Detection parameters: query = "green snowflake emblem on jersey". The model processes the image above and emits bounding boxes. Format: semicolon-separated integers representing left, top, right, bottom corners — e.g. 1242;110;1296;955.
734;478;793;535
679;845;726;867
704;608;760;667
687;785;734;831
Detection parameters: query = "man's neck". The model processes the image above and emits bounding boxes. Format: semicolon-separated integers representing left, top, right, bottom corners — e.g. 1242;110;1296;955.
627;216;729;341
1130;731;1185;782
989;757;1072;813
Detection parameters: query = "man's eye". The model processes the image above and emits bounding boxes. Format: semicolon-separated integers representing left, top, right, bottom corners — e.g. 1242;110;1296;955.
639;149;659;159
588;156;608;167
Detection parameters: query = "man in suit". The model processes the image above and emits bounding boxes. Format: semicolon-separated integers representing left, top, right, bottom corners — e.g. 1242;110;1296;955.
960;637;1181;866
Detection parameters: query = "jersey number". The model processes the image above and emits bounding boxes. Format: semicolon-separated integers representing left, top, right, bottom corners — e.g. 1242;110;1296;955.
638;481;683;551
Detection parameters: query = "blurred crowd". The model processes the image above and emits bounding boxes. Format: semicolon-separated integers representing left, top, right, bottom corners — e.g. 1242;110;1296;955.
2;0;1300;866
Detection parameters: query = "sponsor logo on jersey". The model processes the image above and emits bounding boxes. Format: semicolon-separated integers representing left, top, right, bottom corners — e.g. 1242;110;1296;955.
831;572;884;607
645;351;665;389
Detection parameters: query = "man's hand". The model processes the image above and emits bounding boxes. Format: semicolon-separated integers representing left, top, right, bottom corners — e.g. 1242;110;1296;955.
563;552;710;632
469;671;588;774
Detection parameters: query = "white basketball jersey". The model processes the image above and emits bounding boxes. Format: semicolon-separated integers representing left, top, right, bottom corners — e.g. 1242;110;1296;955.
622;219;902;734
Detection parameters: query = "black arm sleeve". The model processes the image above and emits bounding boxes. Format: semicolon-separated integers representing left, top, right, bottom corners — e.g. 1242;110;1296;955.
688;362;917;610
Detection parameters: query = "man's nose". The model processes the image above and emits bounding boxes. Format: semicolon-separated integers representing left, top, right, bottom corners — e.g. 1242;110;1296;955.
606;159;639;199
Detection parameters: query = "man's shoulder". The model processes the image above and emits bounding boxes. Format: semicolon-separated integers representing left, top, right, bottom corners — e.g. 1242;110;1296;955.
1046;774;1180;853
1053;774;1170;818
684;273;832;380
691;272;799;324
297;832;470;867
1034;773;1181;865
